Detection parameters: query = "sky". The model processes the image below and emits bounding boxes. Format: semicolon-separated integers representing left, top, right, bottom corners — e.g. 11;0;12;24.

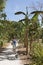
4;0;43;21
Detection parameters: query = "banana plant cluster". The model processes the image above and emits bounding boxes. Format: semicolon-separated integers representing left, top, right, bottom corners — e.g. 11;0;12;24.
15;7;43;54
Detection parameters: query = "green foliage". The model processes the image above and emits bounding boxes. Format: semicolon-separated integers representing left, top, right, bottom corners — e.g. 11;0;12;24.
30;10;43;41
0;40;3;47
42;28;43;43
30;43;43;65
1;13;7;20
0;19;25;43
0;20;17;42
15;11;25;15
0;0;6;12
31;11;43;14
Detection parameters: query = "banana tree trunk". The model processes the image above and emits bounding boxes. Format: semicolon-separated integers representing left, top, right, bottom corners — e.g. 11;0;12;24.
30;39;32;52
24;29;28;55
30;36;33;52
24;35;27;47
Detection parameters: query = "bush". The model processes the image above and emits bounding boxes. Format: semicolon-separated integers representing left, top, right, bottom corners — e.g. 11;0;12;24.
30;43;43;65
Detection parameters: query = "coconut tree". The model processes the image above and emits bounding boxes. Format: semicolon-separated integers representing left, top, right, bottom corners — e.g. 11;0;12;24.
15;7;30;54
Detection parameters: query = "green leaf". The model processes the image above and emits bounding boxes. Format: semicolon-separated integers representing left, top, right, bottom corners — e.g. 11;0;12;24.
18;19;25;22
31;11;43;14
15;11;26;15
31;13;38;21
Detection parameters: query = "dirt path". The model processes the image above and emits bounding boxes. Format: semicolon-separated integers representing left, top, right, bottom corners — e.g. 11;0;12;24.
0;42;31;65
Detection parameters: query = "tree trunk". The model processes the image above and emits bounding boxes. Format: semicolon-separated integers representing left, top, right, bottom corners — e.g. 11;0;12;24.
24;29;28;55
26;39;28;55
30;37;33;52
24;37;26;47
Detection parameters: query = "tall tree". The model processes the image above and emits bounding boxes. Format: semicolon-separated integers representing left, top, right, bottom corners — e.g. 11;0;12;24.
15;7;30;54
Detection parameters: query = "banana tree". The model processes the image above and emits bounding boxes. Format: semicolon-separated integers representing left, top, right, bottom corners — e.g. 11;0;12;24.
15;7;30;54
29;13;40;52
30;11;43;43
31;11;43;25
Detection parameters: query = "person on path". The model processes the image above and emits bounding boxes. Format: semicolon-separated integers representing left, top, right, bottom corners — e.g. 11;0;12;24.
12;37;16;51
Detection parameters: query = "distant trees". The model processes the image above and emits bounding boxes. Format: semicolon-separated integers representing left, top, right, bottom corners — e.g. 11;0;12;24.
0;20;17;43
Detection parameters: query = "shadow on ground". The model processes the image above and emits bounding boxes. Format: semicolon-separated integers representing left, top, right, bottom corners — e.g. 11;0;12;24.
0;48;18;61
0;48;31;62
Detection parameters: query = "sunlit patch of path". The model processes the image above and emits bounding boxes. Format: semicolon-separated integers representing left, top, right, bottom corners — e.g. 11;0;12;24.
0;60;23;65
6;42;13;48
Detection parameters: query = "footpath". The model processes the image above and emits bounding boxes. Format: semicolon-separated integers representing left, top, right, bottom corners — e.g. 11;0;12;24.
0;42;31;65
